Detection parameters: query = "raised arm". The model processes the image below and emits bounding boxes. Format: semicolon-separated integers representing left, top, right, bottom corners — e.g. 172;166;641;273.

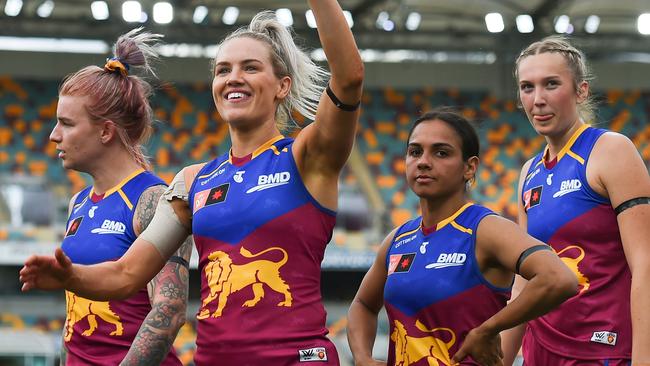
20;170;194;300
294;0;364;184
121;185;192;365
347;229;394;366
501;158;533;365
452;215;577;365
590;133;650;363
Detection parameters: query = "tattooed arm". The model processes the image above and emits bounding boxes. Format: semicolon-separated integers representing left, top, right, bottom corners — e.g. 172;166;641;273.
120;185;192;366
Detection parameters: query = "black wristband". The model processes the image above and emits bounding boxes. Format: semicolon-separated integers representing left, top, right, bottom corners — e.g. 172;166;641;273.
515;244;552;274
326;84;360;112
169;255;189;269
614;197;650;215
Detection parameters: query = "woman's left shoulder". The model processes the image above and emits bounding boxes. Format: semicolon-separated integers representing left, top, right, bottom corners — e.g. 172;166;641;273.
590;130;649;200
595;130;635;150
590;130;641;164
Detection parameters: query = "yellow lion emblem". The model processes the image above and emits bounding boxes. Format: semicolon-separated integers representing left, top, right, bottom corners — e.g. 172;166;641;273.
197;246;292;319
555;245;590;294
64;291;123;342
391;319;456;366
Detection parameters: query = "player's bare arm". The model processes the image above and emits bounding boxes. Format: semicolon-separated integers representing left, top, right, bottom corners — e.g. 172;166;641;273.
121;185;192;365
590;133;650;363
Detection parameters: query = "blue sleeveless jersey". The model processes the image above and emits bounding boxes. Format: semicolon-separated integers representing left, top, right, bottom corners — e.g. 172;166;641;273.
384;203;511;365
187;136;339;366
60;169;180;366
521;125;631;360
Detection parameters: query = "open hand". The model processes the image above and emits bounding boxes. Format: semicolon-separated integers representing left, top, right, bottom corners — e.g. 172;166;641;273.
19;247;73;291
452;326;504;366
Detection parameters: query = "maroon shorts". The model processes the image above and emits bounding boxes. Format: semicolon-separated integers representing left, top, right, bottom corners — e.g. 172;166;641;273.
522;334;631;366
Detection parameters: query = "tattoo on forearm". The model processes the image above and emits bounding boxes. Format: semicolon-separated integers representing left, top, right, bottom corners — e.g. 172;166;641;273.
134;185;166;234
121;239;192;366
120;327;174;366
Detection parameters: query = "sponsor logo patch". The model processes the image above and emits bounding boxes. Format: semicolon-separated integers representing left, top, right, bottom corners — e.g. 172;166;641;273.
591;331;617;346
298;347;328;362
426;252;467;269
193;183;230;212
246;171;291;193
523;186;542;211
394;234;417;248
72;197;88;214
553;179;582;198
388;253;416;275
525;167;540;184
200;168;226;186
65;217;83;237
91;219;126;235
88;206;98;218
233;170;245;183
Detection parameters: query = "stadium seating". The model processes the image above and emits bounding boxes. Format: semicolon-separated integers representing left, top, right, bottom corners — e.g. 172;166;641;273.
1;78;649;239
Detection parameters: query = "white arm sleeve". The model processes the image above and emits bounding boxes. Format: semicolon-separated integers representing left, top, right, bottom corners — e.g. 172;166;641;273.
139;170;192;259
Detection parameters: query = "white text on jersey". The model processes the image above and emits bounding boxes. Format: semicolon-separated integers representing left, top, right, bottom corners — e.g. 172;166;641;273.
246;172;291;193
425;252;467;269
553;179;582;198
91;220;126;235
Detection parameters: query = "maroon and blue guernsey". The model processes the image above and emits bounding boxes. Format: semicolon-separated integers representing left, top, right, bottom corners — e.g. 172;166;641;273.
187;136;339;365
61;169;180;366
521;125;631;360
383;203;511;365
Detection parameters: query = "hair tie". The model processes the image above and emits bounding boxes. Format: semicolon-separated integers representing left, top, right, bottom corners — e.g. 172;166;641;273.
104;57;130;76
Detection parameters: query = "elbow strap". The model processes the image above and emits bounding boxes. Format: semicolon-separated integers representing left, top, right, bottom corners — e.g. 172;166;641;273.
614;197;650;215
516;244;552;274
326;84;360;112
139;198;190;260
168;255;189;269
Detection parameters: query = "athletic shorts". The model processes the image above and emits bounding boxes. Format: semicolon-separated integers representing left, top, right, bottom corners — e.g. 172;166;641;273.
522;334;630;366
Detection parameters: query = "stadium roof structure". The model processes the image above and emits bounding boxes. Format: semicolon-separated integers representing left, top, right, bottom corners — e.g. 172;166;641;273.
2;0;650;62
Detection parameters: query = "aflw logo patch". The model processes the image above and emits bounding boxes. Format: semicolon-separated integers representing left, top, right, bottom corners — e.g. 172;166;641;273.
193;183;230;213
591;331;617;346
388;253;416;275
553;179;582;198
246;172;291;193
91;220;126;235
426;252;467;269
66;217;83;237
298;347;327;362
523;186;542;211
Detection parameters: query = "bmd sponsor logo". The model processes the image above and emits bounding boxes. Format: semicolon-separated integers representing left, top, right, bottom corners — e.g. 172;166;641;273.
91;220;126;235
553;179;582;198
246;171;291;193
426;252;467;269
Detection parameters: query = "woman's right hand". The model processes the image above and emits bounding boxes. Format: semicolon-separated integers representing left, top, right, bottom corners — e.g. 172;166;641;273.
19;247;73;291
